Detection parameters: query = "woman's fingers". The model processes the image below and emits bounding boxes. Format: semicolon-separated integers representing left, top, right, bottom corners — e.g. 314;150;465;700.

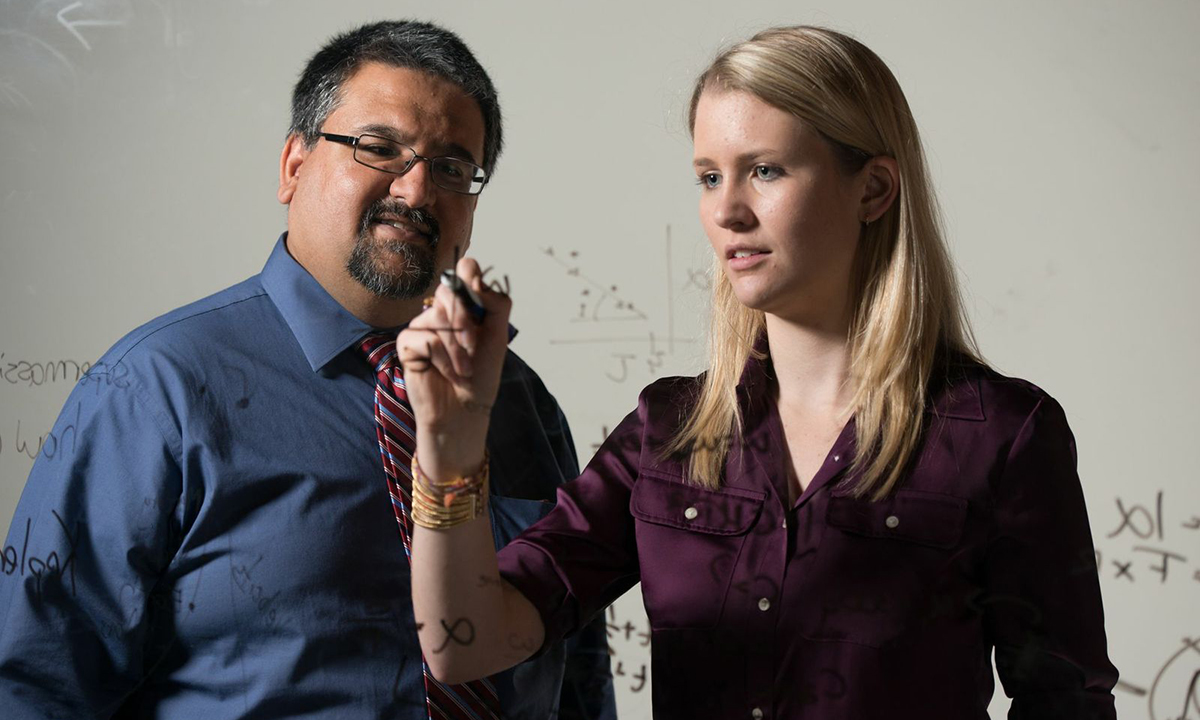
454;256;512;353
433;281;475;376
399;297;463;386
397;255;512;425
408;284;478;379
398;326;462;387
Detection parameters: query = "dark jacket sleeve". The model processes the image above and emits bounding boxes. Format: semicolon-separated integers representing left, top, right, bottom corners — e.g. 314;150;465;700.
983;395;1119;719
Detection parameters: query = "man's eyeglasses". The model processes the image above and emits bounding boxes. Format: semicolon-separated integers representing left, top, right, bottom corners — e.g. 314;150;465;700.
319;133;488;196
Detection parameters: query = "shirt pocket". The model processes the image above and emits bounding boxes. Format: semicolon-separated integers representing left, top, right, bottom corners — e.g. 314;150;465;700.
799;489;969;648
630;471;764;629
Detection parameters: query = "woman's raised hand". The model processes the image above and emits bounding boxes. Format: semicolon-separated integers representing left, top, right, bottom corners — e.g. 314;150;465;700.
396;256;512;480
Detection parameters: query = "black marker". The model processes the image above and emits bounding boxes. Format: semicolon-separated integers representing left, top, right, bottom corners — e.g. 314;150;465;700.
440;269;486;323
439;269;518;342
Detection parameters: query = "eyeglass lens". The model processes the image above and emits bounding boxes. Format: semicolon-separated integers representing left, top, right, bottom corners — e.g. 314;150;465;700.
353;135;484;194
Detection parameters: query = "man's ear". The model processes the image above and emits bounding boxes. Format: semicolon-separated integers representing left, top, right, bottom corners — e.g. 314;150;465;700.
278;133;309;205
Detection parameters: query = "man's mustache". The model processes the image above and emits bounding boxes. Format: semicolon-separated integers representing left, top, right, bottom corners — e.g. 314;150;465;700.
362;200;439;246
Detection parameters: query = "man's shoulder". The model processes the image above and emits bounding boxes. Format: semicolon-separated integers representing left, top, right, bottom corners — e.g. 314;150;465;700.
498;348;554;387
99;276;271;370
496;348;563;407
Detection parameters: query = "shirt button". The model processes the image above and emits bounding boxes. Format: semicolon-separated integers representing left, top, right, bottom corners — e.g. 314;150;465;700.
684;507;698;520
758;597;771;611
752;708;764;719
832;454;841;462
885;515;900;529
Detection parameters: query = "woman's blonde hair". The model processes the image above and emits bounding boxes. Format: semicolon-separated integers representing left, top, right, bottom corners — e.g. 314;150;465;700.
664;25;981;500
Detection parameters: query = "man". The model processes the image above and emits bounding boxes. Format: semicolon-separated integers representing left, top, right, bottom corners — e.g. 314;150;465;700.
0;20;616;719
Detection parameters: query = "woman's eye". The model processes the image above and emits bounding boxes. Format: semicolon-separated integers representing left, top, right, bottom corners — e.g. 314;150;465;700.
754;165;782;181
696;173;720;189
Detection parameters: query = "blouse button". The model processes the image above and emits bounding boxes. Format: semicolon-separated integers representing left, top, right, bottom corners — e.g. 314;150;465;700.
752;708;764;719
832;454;841;462
758;597;771;611
885;515;900;529
684;506;698;520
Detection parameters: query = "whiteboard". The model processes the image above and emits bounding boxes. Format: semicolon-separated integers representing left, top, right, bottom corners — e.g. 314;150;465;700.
2;1;1197;718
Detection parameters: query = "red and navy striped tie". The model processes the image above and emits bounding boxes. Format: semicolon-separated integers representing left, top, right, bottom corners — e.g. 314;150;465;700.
358;333;503;720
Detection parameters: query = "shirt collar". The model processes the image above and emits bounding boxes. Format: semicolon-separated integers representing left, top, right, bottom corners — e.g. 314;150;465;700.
928;357;986;421
260;233;380;373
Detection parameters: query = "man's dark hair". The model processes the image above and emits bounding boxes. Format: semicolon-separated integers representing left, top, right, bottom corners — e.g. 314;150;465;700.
290;20;503;174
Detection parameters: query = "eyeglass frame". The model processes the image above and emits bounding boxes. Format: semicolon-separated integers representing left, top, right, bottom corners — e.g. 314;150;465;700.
317;132;489;196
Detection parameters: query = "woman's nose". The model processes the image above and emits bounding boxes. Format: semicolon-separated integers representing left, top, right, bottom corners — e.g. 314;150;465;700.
710;183;755;231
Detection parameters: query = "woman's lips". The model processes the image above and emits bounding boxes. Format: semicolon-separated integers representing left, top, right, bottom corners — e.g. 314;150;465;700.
728;250;769;270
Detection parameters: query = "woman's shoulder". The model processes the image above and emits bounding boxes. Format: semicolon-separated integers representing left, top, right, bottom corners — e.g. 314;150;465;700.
931;354;1070;432
638;373;705;403
629;374;705;428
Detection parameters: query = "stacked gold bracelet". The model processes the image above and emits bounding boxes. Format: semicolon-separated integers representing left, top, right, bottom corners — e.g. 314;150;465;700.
410;450;490;529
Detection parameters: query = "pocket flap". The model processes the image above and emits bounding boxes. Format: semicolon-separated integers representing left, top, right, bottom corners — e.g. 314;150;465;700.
826;490;967;548
631;473;763;535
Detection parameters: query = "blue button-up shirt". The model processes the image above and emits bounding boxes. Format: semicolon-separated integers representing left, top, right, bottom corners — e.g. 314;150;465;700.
0;236;616;719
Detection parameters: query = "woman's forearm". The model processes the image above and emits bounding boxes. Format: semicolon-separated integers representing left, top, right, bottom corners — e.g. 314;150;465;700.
411;505;545;684
398;257;541;682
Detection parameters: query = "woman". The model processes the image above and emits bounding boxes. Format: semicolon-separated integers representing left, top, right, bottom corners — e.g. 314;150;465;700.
398;26;1118;719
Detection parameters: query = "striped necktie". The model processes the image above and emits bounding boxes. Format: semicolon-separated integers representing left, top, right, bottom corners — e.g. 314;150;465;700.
358;333;503;720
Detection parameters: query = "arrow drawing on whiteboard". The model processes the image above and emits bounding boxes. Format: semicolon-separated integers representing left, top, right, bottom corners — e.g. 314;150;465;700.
57;2;126;51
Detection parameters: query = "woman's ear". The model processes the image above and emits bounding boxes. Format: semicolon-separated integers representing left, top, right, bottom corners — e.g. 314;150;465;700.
859;155;900;223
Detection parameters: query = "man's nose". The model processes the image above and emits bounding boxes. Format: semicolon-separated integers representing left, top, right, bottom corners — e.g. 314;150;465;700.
388;157;436;208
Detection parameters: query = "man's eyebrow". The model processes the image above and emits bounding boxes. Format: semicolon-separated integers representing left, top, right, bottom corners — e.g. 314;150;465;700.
356;123;480;165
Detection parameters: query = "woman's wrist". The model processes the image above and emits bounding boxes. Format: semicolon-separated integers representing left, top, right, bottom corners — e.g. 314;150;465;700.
410;449;490;529
415;420;489;481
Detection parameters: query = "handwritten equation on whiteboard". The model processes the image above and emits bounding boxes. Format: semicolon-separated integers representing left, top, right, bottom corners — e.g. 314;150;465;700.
541;225;708;384
604;604;649;694
1099;490;1199;585
1089;489;1200;719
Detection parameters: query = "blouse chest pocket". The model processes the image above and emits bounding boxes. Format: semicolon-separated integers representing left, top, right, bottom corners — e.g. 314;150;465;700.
630;472;764;629
826;490;967;547
800;489;970;648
